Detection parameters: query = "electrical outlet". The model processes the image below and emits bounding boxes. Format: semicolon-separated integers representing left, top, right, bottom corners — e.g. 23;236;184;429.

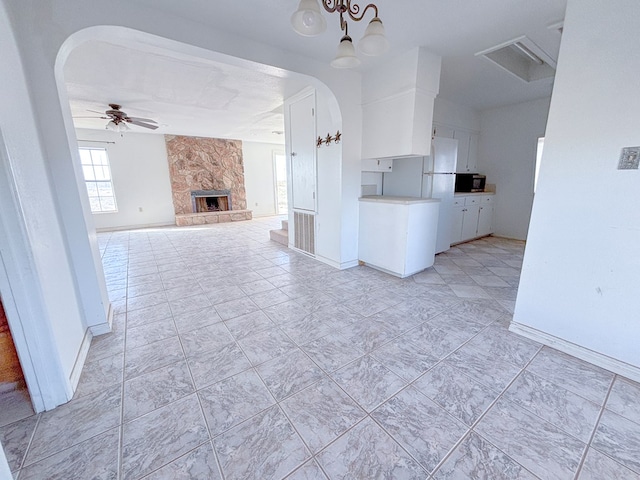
618;146;640;170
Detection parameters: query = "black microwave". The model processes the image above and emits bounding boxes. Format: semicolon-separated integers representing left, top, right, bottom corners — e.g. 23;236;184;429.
455;173;486;192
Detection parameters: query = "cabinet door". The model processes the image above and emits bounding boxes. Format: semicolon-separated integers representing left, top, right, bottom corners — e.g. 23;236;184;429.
361;158;393;172
450;206;465;244
289;94;316;212
467;133;479;173
454;130;471;173
477;204;494;237
433;124;455;138
461;204;480;241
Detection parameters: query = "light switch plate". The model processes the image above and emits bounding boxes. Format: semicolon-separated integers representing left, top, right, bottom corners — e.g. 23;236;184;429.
618;146;640;170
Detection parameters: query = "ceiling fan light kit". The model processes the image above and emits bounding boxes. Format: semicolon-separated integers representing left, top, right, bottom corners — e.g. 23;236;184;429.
99;104;159;133
105;119;130;133
291;0;389;68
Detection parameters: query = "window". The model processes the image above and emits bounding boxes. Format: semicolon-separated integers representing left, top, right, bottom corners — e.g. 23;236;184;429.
79;147;117;213
534;137;544;193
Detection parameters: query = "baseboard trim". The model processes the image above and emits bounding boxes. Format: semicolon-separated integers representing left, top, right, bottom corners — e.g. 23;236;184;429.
95;221;175;233
89;302;114;336
70;328;93;391
315;255;359;270
509;322;640;383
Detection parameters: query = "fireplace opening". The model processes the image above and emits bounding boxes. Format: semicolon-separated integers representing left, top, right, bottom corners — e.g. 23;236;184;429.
195;196;228;212
191;189;232;213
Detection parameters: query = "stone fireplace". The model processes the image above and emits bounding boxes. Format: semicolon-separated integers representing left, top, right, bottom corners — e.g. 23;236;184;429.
165;136;252;226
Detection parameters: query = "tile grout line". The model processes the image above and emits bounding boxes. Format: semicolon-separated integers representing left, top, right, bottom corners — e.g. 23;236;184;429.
425;343;544;478
14;412;42;474
154;246;227;480
572;374;617;480
117;231;133;480
92;227;529;477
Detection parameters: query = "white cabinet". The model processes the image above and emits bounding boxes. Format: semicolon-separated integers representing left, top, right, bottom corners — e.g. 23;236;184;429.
432;124;455;138
453;130;471;172
362;158;393;172
454;130;480;173
450;206;465;244
451;194;495;244
289;93;317;212
461;204;481;240
467;134;479;173
359;196;440;278
433;124;479;173
476;196;495;237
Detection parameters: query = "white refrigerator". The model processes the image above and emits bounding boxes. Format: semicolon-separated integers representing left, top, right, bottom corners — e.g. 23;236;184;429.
421;137;458;253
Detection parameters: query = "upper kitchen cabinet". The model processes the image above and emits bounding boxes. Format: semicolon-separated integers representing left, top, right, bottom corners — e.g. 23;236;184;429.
361;48;442;160
433;123;479;173
432;124;455;138
362;158;393;172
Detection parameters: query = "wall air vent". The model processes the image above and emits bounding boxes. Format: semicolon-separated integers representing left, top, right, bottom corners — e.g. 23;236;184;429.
476;36;557;83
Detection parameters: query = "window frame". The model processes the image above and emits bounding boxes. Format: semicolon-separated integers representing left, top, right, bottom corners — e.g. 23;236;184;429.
79;147;118;214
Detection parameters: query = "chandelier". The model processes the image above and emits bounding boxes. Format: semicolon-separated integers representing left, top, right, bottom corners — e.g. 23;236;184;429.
291;0;389;68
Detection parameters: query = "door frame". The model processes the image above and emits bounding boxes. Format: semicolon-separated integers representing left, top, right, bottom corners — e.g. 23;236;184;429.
0;130;71;412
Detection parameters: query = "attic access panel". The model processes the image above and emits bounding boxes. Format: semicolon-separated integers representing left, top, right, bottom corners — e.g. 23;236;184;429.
476;36;557;83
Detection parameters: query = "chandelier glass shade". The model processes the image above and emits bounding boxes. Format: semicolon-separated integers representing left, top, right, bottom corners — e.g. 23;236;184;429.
291;0;389;68
105;119;130;133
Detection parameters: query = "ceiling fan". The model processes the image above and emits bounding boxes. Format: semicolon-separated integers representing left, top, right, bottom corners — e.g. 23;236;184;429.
77;104;159;131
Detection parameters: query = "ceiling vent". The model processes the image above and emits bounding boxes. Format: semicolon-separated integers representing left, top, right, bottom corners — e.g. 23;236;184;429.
476;36;557;83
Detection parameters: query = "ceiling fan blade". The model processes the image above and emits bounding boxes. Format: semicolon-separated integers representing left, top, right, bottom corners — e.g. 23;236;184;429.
87;109;106;114
127;116;157;123
73;115;108;119
128;120;159;130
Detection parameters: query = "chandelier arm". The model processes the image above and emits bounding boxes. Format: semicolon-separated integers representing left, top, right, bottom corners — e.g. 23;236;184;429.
340;13;348;34
320;0;342;14
345;2;379;22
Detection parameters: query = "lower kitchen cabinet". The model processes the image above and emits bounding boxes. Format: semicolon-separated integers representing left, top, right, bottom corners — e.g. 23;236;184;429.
451;194;494;244
476;203;494;237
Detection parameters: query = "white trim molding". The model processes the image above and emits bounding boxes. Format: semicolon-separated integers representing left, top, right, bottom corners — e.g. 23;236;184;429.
509;322;640;383
70;328;93;391
89;302;113;336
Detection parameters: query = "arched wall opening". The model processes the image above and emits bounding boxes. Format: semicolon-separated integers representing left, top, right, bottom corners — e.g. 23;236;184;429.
1;17;355;416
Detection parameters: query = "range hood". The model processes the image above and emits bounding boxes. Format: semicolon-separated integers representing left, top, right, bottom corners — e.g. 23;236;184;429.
361;47;442;160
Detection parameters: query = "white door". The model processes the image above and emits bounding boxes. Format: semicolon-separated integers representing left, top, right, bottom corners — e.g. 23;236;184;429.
289;94;316;212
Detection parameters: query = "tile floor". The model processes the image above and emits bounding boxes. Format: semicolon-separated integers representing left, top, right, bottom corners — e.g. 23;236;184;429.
1;216;639;479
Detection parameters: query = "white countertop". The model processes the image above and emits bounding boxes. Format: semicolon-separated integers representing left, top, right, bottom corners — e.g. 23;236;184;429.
454;191;495;196
359;195;441;205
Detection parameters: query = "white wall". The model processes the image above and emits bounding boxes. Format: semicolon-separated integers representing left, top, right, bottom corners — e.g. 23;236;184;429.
243;141;282;217
433;97;480;132
478;97;551;240
76;129;175;230
512;0;640;380
0;1;83;410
